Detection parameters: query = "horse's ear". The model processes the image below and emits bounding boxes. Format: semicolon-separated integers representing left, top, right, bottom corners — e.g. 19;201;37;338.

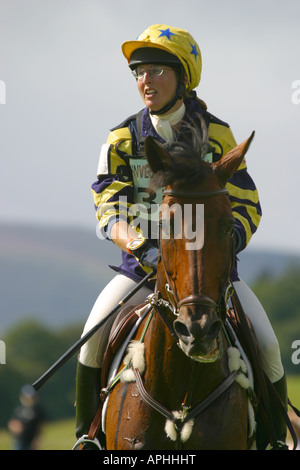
214;131;255;184
144;136;172;174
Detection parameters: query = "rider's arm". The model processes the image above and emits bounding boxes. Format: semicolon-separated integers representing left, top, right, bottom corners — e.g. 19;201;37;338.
91;126;135;239
110;220;137;251
209;121;262;252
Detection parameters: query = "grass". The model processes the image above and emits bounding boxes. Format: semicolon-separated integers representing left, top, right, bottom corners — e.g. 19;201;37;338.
287;374;300;409
0;375;299;451
0;417;75;451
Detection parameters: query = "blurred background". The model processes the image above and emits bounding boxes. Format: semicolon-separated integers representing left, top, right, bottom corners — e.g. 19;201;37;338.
0;0;299;449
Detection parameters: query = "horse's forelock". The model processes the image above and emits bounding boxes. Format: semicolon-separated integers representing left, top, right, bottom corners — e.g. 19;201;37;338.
149;141;212;190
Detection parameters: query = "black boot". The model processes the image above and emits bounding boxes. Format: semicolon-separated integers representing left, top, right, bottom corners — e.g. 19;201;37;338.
268;374;288;449
255;374;288;450
74;361;105;450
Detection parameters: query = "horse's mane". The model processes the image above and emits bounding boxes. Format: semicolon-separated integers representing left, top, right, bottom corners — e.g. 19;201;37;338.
149;115;213;190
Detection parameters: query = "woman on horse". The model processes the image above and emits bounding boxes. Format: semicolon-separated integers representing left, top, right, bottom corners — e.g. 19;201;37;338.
75;24;287;449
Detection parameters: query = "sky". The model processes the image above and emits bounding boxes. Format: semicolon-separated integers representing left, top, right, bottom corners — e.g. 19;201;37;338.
1;0;300;254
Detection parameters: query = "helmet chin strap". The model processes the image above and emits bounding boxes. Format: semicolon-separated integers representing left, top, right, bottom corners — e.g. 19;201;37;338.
150;70;186;116
150;93;180;116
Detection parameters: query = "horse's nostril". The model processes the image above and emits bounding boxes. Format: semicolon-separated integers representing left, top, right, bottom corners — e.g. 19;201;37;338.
174;320;190;339
174;318;221;344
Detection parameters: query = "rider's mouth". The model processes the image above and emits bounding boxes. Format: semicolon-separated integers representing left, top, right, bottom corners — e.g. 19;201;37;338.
145;88;157;98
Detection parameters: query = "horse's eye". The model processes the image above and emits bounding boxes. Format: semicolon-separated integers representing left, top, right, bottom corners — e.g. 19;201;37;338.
223;220;234;236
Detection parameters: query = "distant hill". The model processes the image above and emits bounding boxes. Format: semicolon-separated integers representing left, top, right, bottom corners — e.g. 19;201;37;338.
1;222;300;332
0;223;120;331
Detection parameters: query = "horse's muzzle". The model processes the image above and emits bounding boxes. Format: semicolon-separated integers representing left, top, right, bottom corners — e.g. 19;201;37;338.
173;301;222;363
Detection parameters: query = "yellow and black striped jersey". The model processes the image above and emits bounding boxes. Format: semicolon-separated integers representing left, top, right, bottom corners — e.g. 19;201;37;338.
91;98;261;283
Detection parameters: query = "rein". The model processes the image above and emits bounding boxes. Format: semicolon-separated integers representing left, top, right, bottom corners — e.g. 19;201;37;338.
133;366;238;450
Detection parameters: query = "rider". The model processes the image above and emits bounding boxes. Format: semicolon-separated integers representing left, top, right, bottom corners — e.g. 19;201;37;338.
75;24;287;449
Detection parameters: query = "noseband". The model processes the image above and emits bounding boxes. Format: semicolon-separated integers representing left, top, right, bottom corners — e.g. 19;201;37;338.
162;188;229;199
159;187;234;317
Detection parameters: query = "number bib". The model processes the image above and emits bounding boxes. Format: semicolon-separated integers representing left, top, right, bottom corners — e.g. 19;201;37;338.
129;157;163;223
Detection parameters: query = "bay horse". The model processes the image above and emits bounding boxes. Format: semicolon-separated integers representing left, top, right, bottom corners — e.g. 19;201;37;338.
104;131;255;450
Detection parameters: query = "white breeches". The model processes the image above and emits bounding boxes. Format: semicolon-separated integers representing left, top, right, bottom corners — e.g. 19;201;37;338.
79;275;284;383
232;279;284;383
79;274;152;368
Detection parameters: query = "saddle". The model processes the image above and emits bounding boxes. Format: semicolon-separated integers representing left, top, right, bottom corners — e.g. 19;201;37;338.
85;302;149;447
101;302;148;391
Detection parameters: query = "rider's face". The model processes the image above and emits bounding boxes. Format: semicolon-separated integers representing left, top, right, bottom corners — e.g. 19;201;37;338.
136;65;182;114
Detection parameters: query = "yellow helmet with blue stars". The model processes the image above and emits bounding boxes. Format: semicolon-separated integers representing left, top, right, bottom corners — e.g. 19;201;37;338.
122;24;202;91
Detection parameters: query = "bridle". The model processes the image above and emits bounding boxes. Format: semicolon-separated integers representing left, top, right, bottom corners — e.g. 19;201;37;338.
158;187;235;319
124;185;238;450
162;188;230;199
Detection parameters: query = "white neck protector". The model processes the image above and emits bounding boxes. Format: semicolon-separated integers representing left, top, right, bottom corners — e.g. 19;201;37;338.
150;103;186;142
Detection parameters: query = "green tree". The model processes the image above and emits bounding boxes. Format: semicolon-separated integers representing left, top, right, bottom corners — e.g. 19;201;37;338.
251;267;300;374
0;319;82;428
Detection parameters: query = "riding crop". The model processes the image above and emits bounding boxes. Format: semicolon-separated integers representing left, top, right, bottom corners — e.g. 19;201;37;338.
32;269;155;390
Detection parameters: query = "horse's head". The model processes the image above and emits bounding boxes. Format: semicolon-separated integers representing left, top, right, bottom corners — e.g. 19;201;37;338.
144;131;254;363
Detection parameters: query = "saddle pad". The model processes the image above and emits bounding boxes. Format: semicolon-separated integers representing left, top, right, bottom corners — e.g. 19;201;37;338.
101;304;152;434
101;302;148;389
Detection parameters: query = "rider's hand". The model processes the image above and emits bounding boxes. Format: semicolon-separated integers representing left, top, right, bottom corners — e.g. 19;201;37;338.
126;237;159;269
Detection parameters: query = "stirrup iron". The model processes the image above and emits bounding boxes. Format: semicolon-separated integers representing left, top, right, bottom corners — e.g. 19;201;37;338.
72;434;102;450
